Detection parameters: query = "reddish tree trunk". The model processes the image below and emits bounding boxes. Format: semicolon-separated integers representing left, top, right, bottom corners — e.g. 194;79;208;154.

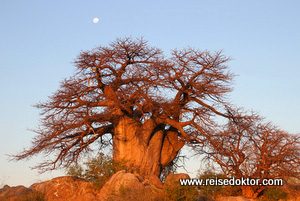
113;116;184;178
241;186;255;198
241;186;263;199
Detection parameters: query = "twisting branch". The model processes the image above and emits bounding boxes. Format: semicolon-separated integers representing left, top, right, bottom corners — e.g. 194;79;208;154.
13;37;234;171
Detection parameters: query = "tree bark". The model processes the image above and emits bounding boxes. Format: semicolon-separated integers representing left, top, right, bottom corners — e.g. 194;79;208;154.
113;116;184;179
241;186;260;199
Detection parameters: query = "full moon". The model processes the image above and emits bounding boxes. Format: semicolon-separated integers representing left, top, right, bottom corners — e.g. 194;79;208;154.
92;17;99;24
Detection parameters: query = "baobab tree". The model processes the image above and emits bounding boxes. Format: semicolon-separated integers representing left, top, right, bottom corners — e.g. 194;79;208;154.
15;38;234;182
199;111;300;198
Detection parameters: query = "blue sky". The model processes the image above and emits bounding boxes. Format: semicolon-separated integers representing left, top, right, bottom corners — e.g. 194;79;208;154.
1;0;299;187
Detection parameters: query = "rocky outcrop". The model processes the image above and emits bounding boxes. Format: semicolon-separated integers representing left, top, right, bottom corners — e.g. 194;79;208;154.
31;176;99;201
0;177;100;201
164;172;190;186
216;196;255;201
0;172;164;201
0;185;37;201
98;170;163;201
5;172;298;201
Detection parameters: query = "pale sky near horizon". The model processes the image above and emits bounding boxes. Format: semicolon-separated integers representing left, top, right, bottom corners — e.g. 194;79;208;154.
1;0;300;187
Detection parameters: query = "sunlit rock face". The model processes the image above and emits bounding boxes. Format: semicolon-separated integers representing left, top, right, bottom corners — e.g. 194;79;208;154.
98;170;163;201
0;185;36;201
30;176;98;201
0;172;164;201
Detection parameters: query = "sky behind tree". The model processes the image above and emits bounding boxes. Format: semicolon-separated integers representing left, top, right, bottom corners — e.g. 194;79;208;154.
1;0;299;186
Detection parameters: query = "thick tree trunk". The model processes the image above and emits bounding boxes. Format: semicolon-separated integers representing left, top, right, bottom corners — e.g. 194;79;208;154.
113;116;184;179
242;186;263;199
241;186;254;198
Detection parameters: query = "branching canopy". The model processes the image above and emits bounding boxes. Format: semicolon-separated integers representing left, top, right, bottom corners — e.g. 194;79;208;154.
199;110;300;180
14;38;234;171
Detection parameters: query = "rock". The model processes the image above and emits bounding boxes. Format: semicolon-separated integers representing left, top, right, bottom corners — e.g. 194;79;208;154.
31;176;99;201
215;196;254;201
1;172;194;201
98;170;144;200
1;176;103;201
164;173;190;187
147;174;164;189
98;170;163;201
0;185;38;201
